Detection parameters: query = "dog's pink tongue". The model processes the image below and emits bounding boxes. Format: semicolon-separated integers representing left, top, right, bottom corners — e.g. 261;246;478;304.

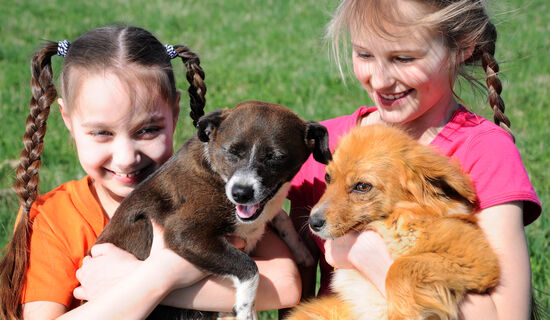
237;204;260;219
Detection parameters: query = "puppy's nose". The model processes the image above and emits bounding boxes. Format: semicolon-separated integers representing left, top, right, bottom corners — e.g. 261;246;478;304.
309;214;326;232
231;184;254;203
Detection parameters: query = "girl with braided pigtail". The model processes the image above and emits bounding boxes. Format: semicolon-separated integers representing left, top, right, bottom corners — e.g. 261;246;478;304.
0;42;58;320
0;25;301;320
287;0;541;319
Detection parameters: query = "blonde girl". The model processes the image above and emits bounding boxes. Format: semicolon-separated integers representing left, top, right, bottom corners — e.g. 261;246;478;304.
288;0;541;319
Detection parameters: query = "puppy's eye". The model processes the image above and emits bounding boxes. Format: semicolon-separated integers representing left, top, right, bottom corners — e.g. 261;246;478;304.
224;147;241;162
353;182;372;193
324;173;331;184
266;152;287;162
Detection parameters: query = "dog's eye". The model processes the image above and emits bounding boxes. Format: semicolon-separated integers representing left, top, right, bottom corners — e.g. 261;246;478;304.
353;182;372;193
224;149;240;162
324;173;331;184
267;152;287;162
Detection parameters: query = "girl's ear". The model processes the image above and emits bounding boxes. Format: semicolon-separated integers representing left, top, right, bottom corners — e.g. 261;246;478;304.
458;43;475;64
58;98;73;134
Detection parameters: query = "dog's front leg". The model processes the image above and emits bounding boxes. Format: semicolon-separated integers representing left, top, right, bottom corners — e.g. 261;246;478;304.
164;216;259;320
270;210;315;267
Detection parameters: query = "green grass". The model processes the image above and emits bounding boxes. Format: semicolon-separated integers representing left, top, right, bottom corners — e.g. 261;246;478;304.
0;0;548;317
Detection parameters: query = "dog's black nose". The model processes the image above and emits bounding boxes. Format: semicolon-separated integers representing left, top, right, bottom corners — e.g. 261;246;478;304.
309;214;326;232
231;184;254;203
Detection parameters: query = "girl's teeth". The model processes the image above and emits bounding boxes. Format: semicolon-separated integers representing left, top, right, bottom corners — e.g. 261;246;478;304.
381;91;407;100
116;170;140;178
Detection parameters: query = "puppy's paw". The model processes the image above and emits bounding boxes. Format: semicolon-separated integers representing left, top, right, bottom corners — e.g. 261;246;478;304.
270;210;315;267
292;244;315;267
232;305;257;320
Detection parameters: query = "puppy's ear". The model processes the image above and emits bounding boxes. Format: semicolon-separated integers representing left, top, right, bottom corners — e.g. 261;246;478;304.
305;121;332;165
406;149;478;208
197;109;226;142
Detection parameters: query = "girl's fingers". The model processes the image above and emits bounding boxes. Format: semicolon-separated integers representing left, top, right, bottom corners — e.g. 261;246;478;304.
226;234;247;250
90;242;116;257
73;286;85;300
150;220;168;253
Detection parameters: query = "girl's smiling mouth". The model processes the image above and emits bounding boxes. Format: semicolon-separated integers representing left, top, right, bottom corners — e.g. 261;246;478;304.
377;89;414;105
107;166;152;183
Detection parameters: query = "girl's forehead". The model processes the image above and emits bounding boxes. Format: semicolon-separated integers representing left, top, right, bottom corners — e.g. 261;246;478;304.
69;70;173;117
348;0;436;41
350;25;441;51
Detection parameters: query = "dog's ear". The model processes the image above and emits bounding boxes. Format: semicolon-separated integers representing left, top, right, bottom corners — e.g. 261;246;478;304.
305;121;332;165
405;149;478;208
197;109;226;142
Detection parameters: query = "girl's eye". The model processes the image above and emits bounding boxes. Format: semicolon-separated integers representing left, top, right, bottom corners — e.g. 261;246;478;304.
136;126;161;138
90;130;112;137
353;182;372;193
356;51;372;59
395;56;415;63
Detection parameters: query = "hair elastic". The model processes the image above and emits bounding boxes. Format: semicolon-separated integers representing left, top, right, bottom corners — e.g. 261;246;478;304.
165;44;178;59
57;40;70;57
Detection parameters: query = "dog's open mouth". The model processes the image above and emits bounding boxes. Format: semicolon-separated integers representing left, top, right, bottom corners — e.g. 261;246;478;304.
236;203;262;220
235;183;282;222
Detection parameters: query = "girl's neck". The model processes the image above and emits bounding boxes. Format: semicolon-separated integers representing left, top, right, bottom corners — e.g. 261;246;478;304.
90;181;123;219
362;99;460;146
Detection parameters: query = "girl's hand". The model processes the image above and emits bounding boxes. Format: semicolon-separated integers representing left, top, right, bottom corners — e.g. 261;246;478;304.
324;232;358;269
226;234;247;251
74;221;208;301
74;243;141;301
324;229;393;296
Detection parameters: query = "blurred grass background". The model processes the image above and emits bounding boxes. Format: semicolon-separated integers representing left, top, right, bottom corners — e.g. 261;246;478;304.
0;0;548;317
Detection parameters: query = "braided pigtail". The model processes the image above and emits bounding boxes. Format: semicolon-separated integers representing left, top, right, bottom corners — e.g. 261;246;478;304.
174;45;206;127
0;41;59;320
478;22;514;141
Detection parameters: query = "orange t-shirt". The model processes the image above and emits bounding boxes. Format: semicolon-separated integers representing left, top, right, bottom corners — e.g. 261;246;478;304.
20;176;109;309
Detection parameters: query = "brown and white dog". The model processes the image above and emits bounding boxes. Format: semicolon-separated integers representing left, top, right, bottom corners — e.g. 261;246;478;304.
287;124;500;320
95;100;331;320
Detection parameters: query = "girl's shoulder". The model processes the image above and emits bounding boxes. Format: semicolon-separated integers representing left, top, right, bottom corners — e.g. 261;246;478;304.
28;176;107;233
433;106;514;154
433;106;541;225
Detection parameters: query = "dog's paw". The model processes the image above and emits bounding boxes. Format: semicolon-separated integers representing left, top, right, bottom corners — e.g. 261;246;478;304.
292;244;315;267
270;211;315;267
232;305;257;320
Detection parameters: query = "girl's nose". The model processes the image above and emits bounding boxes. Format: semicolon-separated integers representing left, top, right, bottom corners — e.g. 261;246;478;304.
112;137;140;169
369;61;395;90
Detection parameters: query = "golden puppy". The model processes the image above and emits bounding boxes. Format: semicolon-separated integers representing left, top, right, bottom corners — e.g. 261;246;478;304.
287;125;499;320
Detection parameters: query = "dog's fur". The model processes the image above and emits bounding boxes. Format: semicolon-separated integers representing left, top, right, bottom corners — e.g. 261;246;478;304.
95;101;331;320
287;125;500;320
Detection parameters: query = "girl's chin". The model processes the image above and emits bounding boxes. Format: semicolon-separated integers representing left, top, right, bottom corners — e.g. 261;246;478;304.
102;186;133;206
376;109;412;125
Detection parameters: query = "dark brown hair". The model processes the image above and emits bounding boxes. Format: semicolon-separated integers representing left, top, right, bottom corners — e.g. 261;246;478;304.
0;25;206;319
327;0;514;140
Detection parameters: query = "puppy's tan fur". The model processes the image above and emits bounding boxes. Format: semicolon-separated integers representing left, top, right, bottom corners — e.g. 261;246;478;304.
288;125;499;320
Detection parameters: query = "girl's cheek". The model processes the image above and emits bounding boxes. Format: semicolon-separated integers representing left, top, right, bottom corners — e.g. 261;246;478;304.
140;133;174;163
400;66;431;86
73;138;110;168
77;145;109;170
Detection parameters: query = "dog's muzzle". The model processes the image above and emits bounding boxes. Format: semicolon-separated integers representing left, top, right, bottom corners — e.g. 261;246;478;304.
309;214;326;232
